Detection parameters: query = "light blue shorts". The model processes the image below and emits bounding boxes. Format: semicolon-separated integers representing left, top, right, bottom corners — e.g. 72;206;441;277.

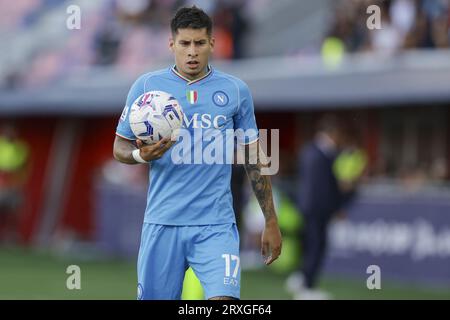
137;223;240;300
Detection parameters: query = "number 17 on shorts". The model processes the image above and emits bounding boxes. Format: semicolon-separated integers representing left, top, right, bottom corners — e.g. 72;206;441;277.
222;254;240;287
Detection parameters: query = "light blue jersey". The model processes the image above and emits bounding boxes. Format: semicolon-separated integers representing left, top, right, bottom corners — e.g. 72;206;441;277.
116;66;259;226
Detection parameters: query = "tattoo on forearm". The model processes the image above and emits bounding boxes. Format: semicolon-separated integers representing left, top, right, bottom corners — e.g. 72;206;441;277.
243;145;276;221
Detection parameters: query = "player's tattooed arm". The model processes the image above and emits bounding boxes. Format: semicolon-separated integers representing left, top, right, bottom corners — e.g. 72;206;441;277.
113;135;140;164
113;135;174;164
243;143;276;221
243;142;282;265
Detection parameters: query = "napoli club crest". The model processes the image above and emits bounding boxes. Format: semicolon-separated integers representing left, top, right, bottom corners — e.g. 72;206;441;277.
212;91;229;107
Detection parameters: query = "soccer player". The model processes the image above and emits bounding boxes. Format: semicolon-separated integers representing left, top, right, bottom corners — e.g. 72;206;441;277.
113;6;282;300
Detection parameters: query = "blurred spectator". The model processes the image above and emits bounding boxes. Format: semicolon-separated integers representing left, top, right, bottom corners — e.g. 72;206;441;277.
212;4;234;60
326;0;449;55
0;0;42;32
93;19;122;66
321;37;346;69
3;0;448;87
1;0;255;89
390;0;416;36
0;123;29;244
369;1;405;56
285;115;359;300
204;0;249;60
213;0;249;60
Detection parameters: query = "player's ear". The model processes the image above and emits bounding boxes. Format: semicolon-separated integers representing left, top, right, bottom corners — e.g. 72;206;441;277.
209;36;215;53
169;37;175;53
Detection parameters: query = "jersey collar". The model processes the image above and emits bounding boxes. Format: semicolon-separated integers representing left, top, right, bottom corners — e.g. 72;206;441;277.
171;64;213;85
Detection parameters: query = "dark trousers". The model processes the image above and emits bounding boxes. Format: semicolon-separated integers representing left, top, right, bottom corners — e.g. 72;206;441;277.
300;213;329;289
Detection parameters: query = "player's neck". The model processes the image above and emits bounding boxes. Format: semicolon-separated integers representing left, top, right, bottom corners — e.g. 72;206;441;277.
174;65;209;81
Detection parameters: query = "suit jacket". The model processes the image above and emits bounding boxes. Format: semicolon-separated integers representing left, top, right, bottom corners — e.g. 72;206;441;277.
297;142;354;220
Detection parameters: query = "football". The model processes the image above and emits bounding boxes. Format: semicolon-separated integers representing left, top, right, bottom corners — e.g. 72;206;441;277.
129;90;184;144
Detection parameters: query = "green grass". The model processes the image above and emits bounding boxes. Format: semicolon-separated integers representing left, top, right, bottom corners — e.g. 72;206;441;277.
0;247;449;300
0;247;136;299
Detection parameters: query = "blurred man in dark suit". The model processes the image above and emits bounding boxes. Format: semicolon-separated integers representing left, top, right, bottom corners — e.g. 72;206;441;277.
286;115;357;300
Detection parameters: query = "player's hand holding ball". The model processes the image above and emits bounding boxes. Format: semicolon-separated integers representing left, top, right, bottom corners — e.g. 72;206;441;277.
135;137;175;161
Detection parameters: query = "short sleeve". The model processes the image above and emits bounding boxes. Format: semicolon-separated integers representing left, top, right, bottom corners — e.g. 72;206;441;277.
233;81;259;145
115;74;147;140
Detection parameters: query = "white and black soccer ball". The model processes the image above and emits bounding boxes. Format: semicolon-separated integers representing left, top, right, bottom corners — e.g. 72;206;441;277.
129;91;184;144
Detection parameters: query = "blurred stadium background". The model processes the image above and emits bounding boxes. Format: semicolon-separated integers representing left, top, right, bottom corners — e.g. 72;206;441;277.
1;0;450;299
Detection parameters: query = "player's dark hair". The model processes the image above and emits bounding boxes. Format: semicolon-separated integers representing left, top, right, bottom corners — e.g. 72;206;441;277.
171;6;212;37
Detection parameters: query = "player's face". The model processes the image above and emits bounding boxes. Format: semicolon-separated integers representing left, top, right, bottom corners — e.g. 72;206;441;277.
170;28;214;80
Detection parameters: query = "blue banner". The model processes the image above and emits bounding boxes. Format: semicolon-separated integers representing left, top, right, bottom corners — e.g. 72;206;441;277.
324;190;450;286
